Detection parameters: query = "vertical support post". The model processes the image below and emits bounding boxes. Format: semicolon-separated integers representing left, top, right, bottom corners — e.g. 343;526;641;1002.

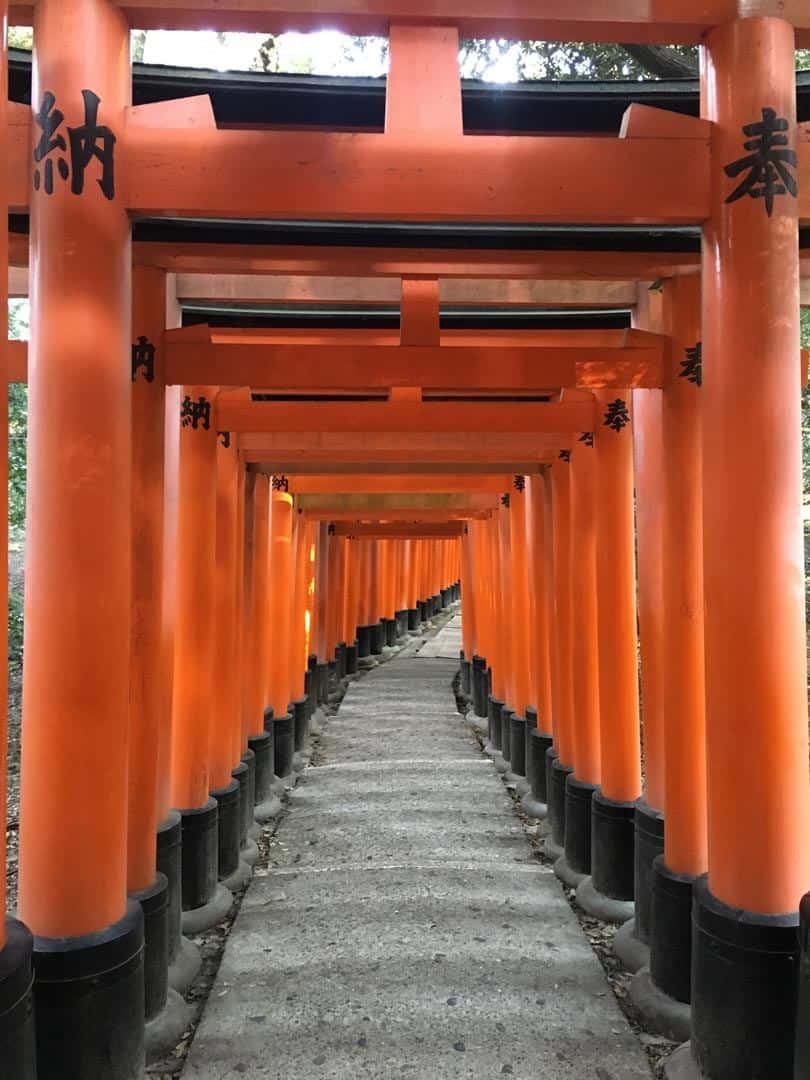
267;488;295;785
559;424;600;888
618;317;666;970
18;1;142;1072
505;478;531;795
460;525;477;704
546;457;574;860
578;390;640;922
170;386;230;935
522;472;553;821
679;18;809;1080
0;0;35;1067
130;268;190;1054
209;431;246;892
630;275;704;1035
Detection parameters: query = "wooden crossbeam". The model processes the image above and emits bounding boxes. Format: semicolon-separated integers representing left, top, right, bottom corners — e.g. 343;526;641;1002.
7;114;709;224
236;431;566;469
301;507;492;520
164;325;665;390
287;474;513;493
9;2;809;47
217;398;595;433
130;243;700;282
331;522;465;538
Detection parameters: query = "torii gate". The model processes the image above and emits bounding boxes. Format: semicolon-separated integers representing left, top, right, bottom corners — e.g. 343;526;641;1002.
0;4;809;1080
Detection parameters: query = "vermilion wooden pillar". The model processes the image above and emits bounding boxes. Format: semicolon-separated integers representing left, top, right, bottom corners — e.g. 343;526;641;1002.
618;377;667;974
559;426;600;887
526;473;552;728
290;515;313;701
677;19;809;1079
129;268;166;896
129;268;192;1050
267;489;294;718
247;476;270;732
18;1;142;1072
632;275;706;1026
545;458;574;860
459;525;477;700
209;430;248;894
244;476;279;811
521;472;553;821
169;385;231;934
579;390;640;921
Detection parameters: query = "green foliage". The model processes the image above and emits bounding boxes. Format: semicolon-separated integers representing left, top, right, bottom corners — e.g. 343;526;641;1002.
7;26;32;50
8;585;23;669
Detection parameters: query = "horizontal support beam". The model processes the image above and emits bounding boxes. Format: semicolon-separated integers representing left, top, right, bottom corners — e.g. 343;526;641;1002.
218;398;595;433
298;492;496;510
164;327;666;390
122;129;710;225
236;431;565;468
245;459;543;475
7;117;709;225
9;1;808;46
287;474;513;493
131;243;700;282
302;507;490;520
174;274;638;308
332;522;464;538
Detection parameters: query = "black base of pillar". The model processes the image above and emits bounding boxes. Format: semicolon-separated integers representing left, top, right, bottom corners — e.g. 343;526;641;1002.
335;642;347;679
0;916;35;1080
385;617;397;647
316;661;329;704
33;902;144;1080
370;621;386;655
180;798;218;911
273;711;295;779
357;624;372;658
292;696;309;754
395;609;408;639
345;642;358;674
156;811;182;969
500;707;513;764
472;656;488;718
691;876;799;1080
305;667;316;713
635;798;665;946
564;774;596;876
591;789;636;901
487;695;504;754
211;779;241;881
650;857;695;1006
407;608;420;632
249;729;275;806
509;713;527;778
432;593;442;615
130;873;169;1024
547;750;570;853
459;650;471;699
795;893;810;1077
417;599;428;623
527;728;553;803
231;759;252;849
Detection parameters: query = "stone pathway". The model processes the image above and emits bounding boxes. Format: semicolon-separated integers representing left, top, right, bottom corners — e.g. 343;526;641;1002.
182;623;652;1080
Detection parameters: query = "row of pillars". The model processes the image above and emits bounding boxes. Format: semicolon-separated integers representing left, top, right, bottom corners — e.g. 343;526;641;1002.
0;259;461;1075
457;273;809;1080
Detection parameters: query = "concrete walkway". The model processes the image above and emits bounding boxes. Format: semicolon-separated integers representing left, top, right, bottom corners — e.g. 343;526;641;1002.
183;624;652;1080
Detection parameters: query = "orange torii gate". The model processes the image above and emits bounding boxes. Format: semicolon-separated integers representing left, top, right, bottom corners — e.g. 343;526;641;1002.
0;3;809;1080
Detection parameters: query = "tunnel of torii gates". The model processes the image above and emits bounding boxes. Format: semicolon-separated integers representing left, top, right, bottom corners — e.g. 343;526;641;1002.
3;3;810;1080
